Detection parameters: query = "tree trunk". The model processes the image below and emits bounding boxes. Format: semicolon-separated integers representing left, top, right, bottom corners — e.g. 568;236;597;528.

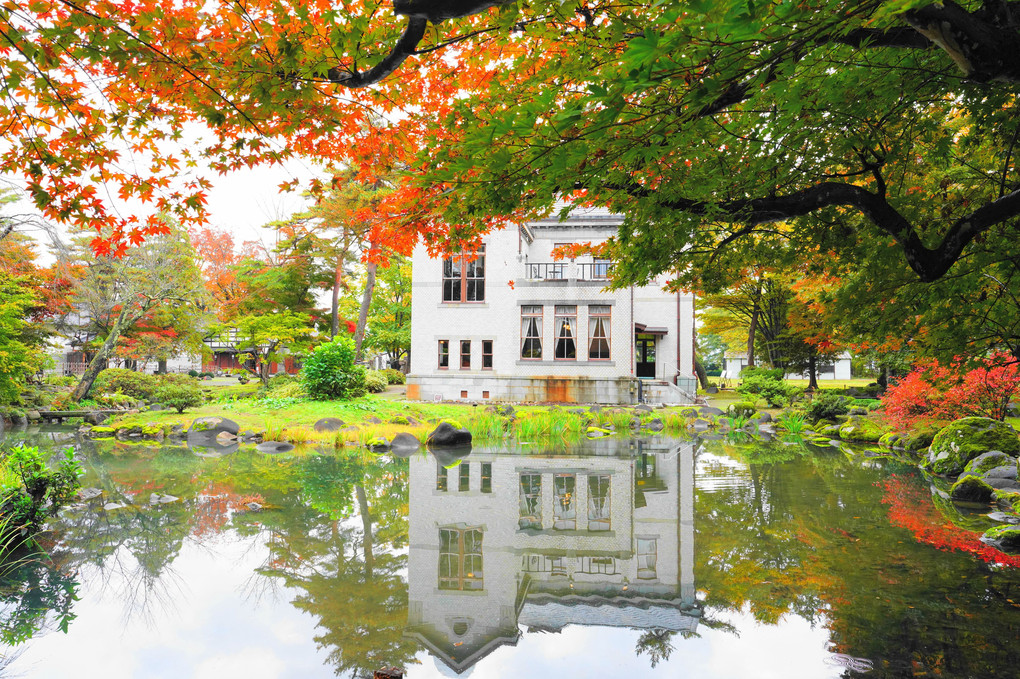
746;277;763;369
259;355;271;386
70;309;130;402
331;256;343;339
694;357;710;390
807;353;818;392
354;261;377;363
878;364;888;392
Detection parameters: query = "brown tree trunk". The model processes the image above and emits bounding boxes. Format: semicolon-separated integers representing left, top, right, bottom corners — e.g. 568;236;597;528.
746;276;763;369
807;353;818;392
354;261;377;363
694;357;710;390
331;256;343;339
70;308;130;402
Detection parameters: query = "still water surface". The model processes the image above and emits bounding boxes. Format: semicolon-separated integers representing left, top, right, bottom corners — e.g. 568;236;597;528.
1;427;1019;678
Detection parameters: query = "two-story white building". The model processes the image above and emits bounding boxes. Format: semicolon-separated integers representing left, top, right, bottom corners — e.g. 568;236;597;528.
403;439;699;674
408;207;697;404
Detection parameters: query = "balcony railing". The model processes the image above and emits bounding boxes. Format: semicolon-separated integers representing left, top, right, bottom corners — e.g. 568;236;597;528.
525;261;615;281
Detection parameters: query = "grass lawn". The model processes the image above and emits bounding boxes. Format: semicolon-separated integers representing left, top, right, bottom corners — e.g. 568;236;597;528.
783;378;877;389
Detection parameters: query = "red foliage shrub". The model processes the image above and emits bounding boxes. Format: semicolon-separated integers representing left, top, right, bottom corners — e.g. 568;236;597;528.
882;354;1020;428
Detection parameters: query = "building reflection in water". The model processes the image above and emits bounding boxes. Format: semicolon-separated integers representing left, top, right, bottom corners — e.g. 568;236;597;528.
404;439;699;674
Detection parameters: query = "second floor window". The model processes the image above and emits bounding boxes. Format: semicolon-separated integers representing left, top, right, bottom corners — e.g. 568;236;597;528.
521;306;542;359
554;305;577;360
442;248;485;302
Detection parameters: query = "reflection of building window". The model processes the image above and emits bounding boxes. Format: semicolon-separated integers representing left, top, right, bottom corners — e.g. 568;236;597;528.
482;340;493;369
481;463;492;493
637;538;657;580
554;474;576;530
436;462;448;491
588;305;611;360
521;306;542;359
554;306;577;360
438;340;449;369
459;463;470;492
580;556;617;575
588;474;611;531
443;248;485;302
519;474;542;529
439;527;484;590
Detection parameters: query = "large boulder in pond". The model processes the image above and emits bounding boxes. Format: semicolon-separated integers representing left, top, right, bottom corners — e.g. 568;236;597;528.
390;432;421;458
922;417;1020;476
963;451;1017;477
188;416;240;438
427;422;472;448
838;417;884;443
949;475;995;503
981;525;1020;552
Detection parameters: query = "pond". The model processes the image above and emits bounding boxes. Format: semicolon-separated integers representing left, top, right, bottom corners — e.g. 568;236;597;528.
1;426;1019;678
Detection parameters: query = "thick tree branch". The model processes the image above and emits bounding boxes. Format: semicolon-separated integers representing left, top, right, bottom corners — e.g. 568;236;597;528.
619;182;1020;282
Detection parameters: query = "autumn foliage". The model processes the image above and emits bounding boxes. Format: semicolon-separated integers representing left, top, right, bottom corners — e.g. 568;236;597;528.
882;354;1020;428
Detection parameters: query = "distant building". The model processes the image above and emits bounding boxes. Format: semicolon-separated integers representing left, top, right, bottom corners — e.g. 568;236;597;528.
408;207;697;404
404;440;699;674
721;352;853;381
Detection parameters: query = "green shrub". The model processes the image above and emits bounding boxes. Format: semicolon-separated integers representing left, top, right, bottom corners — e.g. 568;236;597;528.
302;336;367;400
382;368;406;385
93;368;159;400
737;367;798;407
0;446;82;538
187;369;199;377
154;381;204;413
42;374;76;387
805;391;851;421
158;373;197;387
267;381;307;399
364;370;388;393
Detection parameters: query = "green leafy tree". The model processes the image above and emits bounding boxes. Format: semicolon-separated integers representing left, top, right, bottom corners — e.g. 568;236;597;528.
222;312;313;387
0;273;44;405
302;336;367;400
363;255;411;369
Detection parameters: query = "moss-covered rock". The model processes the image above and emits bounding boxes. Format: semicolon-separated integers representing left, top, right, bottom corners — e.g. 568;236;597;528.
902;427;939;453
838;417;884;443
949;475;996;503
879;432;902;449
727;402;756;418
981;525;1020;552
89;425;117;438
586;426;612;438
963;451;1017;477
923;417;1020;476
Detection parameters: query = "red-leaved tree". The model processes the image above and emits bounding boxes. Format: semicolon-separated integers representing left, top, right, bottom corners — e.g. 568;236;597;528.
883;354;1020;428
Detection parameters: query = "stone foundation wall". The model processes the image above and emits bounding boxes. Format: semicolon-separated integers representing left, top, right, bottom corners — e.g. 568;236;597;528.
407;374;640;404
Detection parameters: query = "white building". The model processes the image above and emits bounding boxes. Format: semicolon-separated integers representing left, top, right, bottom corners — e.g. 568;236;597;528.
721;351;853;381
408;208;697;404
404;439;699;674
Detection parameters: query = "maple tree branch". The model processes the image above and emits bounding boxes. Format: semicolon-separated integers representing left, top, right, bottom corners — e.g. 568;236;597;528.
615;181;1020;282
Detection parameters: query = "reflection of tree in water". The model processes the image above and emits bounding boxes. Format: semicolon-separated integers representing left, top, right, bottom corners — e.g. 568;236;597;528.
634;629;675;668
0;557;78;648
695;440;1020;678
257;454;419;677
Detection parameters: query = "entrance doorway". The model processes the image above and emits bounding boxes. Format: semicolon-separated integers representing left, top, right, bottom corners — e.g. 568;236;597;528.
635;334;656;378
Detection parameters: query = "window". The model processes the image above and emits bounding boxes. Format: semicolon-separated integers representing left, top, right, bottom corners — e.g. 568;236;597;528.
481;463;492;493
521;306;543;359
460;340;471;369
436;462;448;491
592;257;612;280
554;305;577;360
580;556;617;575
438;340;449;369
636;538;658;580
482;340;493;369
588;305;611;360
519;474;542;529
588;474;611;531
439;527;484;590
442;248;485;302
459;463;470;492
553;474;576;530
